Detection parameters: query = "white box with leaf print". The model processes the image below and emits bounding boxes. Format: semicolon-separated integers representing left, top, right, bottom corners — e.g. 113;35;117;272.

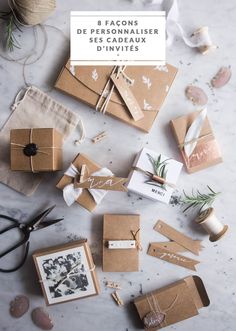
127;148;183;204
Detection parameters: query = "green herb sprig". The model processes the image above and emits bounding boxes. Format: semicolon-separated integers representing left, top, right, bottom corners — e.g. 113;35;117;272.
181;186;220;213
0;11;21;51
146;153;171;189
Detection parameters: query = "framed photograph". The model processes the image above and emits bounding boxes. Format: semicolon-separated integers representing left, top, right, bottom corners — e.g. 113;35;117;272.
33;240;100;305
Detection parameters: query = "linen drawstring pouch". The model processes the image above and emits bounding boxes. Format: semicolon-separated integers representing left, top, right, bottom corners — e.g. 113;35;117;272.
0;85;85;196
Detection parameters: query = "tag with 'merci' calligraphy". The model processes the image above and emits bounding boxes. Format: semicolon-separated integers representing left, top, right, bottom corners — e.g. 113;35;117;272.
110;73;144;122
75;176;128;192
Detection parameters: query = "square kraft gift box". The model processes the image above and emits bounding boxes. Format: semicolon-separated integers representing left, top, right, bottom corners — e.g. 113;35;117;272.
126;148;182;204
170;110;223;173
55;61;178;133
33;240;100;306
103;214;140;272
10;128;62;172
134;275;210;330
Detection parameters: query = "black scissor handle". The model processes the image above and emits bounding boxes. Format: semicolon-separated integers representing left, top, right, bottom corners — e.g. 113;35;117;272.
0;241;30;273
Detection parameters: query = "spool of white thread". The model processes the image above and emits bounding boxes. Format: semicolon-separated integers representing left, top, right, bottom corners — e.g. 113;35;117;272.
195;207;228;242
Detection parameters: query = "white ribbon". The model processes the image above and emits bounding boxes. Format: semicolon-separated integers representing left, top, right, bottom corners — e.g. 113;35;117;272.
63;164;113;206
184;108;207;157
141;0;216;52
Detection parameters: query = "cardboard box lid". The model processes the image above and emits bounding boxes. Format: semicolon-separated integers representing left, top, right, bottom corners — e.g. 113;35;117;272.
56;153;102;212
103;214;140;272
55;61;178;133
134;275;209;330
33;240;100;305
65;61;178;112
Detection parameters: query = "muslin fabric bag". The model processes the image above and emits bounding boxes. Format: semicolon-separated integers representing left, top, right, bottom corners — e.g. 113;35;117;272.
0;86;85;196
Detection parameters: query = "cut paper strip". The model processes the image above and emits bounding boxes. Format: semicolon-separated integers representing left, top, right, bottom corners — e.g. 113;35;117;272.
75;176;128;192
154;220;203;255
148;244;200;271
108;240;136;249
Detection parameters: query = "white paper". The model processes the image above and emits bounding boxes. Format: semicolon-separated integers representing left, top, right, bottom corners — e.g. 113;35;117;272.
127;148;182;204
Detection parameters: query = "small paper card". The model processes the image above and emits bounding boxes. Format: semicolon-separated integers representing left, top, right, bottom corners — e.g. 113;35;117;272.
33;240;100;306
110;73;144;121
126;148;183;204
103;214;140;272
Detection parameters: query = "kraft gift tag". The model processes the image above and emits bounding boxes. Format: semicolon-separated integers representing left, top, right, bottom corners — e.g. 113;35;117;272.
0;86;83;196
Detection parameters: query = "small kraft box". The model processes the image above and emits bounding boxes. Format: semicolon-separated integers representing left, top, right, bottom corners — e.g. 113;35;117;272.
134;275;210;330
55;61;178;133
103;214;141;272
170;110;223;173
126;148;182;204
33;240;100;306
56;153;127;212
10;128;62;172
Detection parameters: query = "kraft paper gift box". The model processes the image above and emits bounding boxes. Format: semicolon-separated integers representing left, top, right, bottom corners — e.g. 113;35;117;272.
103;214;140;272
170;110;223;173
134;275;210;330
56;153;127;212
10;128;62;172
126;148;182;204
55;60;178;133
33;240;100;306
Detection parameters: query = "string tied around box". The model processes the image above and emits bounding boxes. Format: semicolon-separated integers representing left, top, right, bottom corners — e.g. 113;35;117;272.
143;292;178;329
11;128;62;173
95;65;134;115
63;163;113;207
195;207;228;242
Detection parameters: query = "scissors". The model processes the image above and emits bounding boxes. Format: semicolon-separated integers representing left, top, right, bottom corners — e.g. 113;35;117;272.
0;205;63;273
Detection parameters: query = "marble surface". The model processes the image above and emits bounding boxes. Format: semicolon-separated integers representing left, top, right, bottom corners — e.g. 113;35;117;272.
0;0;235;330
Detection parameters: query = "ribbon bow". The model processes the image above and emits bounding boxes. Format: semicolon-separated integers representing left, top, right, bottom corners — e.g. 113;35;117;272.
63;164;113;206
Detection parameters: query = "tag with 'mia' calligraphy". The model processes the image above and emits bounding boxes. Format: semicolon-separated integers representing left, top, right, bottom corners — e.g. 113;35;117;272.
75;176;128;192
110;73;144;122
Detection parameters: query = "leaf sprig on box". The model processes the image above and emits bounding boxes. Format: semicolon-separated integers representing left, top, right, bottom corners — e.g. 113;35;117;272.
146;153;171;189
181;186;220;213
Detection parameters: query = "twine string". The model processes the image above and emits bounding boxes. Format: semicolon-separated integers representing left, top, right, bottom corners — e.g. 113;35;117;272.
95;65;134;114
131;229;142;251
178;132;213;149
146;293;178;328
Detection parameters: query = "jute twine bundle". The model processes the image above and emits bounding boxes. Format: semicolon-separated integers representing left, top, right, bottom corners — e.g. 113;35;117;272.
8;0;56;26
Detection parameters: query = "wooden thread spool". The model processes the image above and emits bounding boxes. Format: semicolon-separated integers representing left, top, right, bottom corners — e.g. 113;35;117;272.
195;207;228;242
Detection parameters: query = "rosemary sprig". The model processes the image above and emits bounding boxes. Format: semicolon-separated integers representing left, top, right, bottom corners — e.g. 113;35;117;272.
0;11;22;51
181;186;220;213
146;153;171;189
